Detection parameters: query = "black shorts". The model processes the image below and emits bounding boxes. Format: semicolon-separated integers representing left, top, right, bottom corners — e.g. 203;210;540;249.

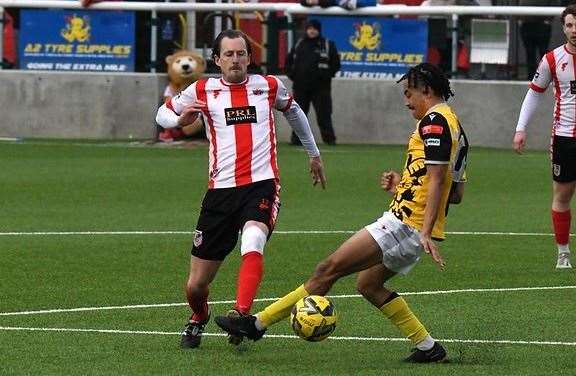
551;135;576;182
191;179;281;261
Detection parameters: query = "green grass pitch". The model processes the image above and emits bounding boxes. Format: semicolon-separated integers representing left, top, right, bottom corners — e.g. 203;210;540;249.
1;140;574;375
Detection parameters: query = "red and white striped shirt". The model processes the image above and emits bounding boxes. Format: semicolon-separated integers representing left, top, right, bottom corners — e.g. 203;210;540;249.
531;45;576;138
168;74;293;189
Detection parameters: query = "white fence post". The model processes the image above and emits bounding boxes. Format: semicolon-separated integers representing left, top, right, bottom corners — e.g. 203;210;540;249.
451;14;458;75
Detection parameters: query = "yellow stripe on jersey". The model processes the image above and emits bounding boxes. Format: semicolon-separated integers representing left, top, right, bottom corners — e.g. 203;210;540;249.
389;103;468;240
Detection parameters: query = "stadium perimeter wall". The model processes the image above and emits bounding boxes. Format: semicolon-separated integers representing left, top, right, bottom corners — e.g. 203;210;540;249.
0;71;554;150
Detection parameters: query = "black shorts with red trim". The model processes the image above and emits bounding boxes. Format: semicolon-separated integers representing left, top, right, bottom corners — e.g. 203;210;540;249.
191;179;281;261
551;135;576;182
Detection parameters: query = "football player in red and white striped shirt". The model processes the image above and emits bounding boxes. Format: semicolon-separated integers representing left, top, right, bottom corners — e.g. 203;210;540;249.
156;30;326;348
513;5;576;270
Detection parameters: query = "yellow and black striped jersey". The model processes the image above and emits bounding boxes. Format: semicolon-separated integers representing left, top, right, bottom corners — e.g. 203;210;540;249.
389;102;468;240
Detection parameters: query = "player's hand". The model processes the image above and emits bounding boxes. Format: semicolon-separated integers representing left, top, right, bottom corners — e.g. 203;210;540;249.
381;170;400;194
309;156;326;189
420;233;445;270
513;131;526;154
178;100;206;127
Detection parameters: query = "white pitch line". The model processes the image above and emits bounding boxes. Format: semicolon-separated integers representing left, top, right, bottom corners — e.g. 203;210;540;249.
0;326;574;347
0;231;194;236
1;285;574;317
0;230;561;236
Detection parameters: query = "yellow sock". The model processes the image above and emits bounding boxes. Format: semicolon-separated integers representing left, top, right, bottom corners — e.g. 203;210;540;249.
257;284;309;328
380;295;429;345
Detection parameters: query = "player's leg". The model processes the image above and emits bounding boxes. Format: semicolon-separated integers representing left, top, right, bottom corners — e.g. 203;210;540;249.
357;212;445;362
257;228;382;327
181;256;222;348
215;228;383;340
357;265;446;363
235;221;268;314
552;181;575;269
224;180;279;344
551;135;575;269
225;221;268;345
234;179;280;315
181;188;240;348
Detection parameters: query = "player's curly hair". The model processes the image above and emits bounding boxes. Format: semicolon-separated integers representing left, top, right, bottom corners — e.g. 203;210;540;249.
212;29;253;60
561;4;576;25
397;63;455;101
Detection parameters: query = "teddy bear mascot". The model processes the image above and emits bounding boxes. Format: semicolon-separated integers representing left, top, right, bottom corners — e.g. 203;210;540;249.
157;50;206;143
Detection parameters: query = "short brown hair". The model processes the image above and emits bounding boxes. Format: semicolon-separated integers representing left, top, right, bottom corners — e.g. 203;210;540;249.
561;4;576;25
212;30;252;60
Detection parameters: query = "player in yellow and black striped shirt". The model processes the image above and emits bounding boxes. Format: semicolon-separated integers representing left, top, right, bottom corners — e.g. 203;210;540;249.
389;90;468;241
215;63;469;364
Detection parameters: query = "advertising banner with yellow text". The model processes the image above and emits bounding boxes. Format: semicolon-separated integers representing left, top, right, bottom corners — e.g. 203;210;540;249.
19;9;135;72
316;16;428;79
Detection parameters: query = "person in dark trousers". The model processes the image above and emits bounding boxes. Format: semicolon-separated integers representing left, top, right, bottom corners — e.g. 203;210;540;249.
518;0;559;80
286;19;341;146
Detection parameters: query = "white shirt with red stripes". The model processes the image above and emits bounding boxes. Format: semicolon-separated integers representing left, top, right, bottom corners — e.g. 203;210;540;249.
529;44;576;137
166;74;300;189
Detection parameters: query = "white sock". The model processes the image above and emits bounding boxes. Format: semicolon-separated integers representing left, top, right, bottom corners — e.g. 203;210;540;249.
416;335;435;351
254;314;266;331
558;244;570;254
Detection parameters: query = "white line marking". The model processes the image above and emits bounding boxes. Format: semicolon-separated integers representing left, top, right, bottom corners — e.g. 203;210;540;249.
0;326;574;347
0;230;561;236
1;285;574;317
0;231;194;236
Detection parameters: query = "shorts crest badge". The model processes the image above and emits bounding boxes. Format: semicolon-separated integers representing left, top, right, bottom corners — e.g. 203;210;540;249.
553;164;561;177
193;230;203;248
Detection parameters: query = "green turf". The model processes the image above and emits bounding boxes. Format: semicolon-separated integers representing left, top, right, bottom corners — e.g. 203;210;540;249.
1;141;574;375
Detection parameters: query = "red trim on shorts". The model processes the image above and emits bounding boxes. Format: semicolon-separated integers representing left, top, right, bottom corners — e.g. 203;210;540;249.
231;82;253;187
265;76;280;181
573;54;576;137
549;131;554;162
269;180;281;230
546;52;561;127
196;79;217;189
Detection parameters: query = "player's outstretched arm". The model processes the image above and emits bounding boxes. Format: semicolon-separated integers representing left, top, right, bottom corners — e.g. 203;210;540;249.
381;170;400;194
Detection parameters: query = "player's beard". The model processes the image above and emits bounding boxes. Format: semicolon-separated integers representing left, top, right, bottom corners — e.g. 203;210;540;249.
226;67;246;84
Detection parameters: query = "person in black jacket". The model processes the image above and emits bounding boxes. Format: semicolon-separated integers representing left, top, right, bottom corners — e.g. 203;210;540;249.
286;20;341;145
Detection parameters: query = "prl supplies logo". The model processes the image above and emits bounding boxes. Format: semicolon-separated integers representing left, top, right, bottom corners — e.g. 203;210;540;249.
349;22;381;51
224;106;257;125
61;15;90;43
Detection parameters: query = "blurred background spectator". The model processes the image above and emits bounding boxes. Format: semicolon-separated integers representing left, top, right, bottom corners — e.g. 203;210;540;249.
285;19;340;146
518;0;560;79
